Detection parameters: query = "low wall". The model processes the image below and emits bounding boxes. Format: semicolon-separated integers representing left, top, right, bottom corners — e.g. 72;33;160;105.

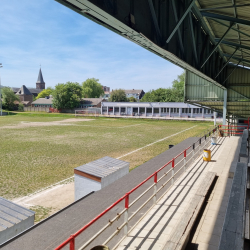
24;107;50;112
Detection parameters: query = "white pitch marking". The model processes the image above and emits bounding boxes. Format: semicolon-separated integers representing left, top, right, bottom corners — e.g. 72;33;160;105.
117;125;197;159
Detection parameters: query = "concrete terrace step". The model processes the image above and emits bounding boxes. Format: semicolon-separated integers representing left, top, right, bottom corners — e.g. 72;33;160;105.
115;137;227;250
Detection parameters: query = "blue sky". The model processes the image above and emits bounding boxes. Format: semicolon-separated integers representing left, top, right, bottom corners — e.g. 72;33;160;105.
0;0;183;92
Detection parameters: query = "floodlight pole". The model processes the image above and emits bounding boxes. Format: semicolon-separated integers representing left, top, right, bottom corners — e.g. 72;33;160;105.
0;63;2;116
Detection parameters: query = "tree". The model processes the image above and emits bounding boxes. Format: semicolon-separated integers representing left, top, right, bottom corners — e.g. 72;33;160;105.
82;78;104;98
2;87;20;110
109;89;127;102
140;71;185;102
128;96;137;102
141;88;174;102
52;82;82;109
36;87;53;100
171;72;185;102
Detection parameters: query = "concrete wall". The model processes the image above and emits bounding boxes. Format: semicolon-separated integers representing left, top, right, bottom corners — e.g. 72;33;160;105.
0;215;34;245
101;164;129;188
75;175;101;201
24;107;50;112
75;164;129;201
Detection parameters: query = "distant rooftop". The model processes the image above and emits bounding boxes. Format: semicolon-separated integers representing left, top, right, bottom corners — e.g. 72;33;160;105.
16;85;32;95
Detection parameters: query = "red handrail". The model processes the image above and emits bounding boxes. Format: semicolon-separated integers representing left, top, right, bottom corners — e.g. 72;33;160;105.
55;127;218;250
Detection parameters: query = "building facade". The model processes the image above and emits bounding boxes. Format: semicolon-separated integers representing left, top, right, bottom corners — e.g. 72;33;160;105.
101;102;217;118
15;85;33;106
125;89;145;100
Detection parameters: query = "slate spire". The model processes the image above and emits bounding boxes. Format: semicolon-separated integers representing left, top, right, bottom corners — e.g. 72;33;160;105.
36;68;45;89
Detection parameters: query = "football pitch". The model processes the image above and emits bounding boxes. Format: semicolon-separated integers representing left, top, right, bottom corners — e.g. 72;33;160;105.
0;114;214;199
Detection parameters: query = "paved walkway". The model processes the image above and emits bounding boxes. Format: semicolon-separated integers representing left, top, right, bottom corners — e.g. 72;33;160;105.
115;136;240;250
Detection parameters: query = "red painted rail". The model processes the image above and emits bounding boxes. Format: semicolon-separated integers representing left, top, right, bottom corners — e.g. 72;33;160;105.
55;127;219;250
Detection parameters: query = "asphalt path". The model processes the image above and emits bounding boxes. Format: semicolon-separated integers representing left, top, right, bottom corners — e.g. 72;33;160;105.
1;137;200;250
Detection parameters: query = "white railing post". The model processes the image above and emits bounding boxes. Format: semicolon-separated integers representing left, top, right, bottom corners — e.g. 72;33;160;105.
184;150;187;171
199;138;201;155
171;159;175;184
124;194;129;236
153;173;157;204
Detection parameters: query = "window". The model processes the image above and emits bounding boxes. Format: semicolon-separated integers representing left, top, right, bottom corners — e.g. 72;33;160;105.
102;107;107;112
200;108;202;113
154;108;159;113
171;108;173;113
139;107;145;113
182;108;185;113
121;107;125;112
193;109;196;114
133;107;138;113
189;108;191;113
114;107;119;112
174;108;176;113
147;108;152;113
167;108;169;112
177;108;179;113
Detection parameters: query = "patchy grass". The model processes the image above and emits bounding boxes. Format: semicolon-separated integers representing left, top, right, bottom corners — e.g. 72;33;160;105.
0;114;214;199
29;205;54;223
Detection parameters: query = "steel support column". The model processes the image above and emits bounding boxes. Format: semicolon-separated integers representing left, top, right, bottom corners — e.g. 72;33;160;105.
223;90;227;125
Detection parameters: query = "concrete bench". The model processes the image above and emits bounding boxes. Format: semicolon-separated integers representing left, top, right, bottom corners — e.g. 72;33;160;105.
162;171;216;250
239;129;248;158
219;162;247;250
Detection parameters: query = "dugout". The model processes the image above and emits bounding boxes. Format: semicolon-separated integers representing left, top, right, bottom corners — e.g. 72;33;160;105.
0;197;35;245
74;156;129;201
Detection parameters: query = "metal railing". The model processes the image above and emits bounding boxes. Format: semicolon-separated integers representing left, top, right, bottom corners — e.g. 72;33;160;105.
55;127;219;250
219;124;248;136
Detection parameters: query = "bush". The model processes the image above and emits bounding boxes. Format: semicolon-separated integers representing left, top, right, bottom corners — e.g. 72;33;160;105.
18;103;24;112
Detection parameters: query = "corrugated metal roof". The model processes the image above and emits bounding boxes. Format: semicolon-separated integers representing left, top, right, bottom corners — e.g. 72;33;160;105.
0;197;35;231
197;0;250;69
75;156;129;178
102;102;204;108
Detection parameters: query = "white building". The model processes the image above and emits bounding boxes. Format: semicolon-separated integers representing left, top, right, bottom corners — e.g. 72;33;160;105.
101;102;217;118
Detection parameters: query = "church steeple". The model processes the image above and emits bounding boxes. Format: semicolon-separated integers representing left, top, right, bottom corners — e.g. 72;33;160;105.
36;68;45;89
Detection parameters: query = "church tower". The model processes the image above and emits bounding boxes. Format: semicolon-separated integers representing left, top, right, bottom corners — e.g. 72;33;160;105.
36;68;45;89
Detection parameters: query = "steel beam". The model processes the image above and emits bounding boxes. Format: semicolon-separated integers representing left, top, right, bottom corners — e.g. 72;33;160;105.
223;54;250;65
223;90;227;125
201;23;234;69
200;4;250;12
223;60;242;85
166;0;195;43
214;38;250;51
147;0;162;44
188;12;198;66
215;47;239;78
209;19;250;40
168;0;185;54
201;12;250;26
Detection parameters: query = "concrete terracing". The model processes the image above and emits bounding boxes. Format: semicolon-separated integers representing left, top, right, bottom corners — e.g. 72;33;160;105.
115;136;243;250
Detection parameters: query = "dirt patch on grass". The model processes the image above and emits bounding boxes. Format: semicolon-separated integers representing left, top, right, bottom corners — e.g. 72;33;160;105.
0;118;94;129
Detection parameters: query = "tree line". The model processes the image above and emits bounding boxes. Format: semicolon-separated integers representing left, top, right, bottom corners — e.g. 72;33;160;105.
1;72;185;111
